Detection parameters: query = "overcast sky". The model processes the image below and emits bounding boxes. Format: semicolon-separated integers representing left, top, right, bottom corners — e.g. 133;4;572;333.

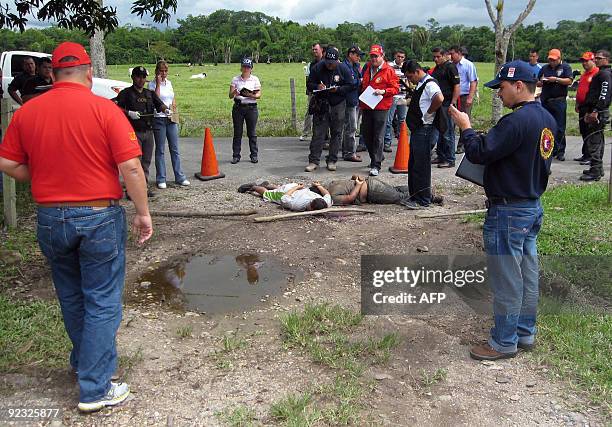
105;0;610;29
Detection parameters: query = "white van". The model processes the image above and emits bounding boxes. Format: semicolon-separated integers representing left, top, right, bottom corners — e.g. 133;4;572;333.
1;50;130;102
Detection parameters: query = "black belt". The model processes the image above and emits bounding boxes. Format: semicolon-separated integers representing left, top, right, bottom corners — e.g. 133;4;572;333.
234;102;257;107
485;197;536;208
38;199;120;208
545;96;566;102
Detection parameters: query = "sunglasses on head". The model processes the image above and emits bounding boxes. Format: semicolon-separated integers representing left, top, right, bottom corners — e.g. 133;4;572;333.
595;56;605;60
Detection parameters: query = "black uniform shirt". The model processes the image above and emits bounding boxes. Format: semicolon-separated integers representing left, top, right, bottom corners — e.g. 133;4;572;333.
307;61;355;106
21;75;53;97
8;72;36;94
431;61;460;106
538;63;573;103
115;86;166;132
584;65;612;113
460;101;557;199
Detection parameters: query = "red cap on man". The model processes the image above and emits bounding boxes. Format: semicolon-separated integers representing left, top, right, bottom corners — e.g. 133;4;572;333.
52;42;92;69
369;45;384;56
579;51;595;61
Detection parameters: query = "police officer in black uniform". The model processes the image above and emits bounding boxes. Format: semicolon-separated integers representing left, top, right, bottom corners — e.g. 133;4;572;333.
450;60;557;361
115;66;170;190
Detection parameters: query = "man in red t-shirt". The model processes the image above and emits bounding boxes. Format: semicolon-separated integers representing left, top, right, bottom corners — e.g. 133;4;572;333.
0;42;152;413
574;51;599;164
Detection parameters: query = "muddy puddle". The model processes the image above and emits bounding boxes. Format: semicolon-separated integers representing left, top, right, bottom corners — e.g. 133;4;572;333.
130;254;301;314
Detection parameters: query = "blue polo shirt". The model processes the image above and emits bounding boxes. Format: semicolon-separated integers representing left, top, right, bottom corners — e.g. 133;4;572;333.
538;62;572;103
342;58;362;107
526;62;541;80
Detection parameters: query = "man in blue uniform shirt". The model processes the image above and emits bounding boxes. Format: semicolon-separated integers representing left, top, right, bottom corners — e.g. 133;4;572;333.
305;46;355;172
450;60;557;361
537;49;572;161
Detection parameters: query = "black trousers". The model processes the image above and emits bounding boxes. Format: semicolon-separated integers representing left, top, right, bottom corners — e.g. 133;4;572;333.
232;104;258;159
135;130;155;182
361;109;388;170
408;125;435;206
584;111;608;177
309;101;345;164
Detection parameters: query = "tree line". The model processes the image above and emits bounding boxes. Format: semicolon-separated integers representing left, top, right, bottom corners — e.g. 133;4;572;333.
0;10;609;65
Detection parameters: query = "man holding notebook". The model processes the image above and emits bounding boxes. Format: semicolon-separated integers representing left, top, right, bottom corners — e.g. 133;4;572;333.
450;60;557;361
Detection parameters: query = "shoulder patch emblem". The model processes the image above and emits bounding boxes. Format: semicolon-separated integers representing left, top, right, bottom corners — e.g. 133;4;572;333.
333;75;340;82
540;128;554;159
375;77;382;83
129;132;137;141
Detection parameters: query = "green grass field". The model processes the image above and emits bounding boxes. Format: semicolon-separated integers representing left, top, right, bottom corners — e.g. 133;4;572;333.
107;62;585;138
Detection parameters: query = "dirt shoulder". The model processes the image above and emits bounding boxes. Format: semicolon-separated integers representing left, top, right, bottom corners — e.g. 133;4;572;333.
0;169;608;426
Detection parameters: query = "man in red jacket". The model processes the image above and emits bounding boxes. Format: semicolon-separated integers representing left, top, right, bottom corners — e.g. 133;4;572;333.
359;45;399;176
574;51;599;164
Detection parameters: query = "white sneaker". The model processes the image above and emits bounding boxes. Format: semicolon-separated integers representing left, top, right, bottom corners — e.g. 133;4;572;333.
369;168;379;176
304;163;318;172
157;182;167;189
77;382;130;413
178;180;191;186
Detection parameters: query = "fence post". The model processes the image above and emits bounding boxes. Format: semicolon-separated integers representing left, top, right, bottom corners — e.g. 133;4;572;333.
289;78;297;131
1;98;17;228
608;143;611;204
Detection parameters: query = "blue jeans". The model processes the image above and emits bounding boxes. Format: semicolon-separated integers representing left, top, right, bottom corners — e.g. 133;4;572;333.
483;200;543;353
436;105;456;163
37;205;127;403
384;98;407;147
542;98;567;156
154;117;186;184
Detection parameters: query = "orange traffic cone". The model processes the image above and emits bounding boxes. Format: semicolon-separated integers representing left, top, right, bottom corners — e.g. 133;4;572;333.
195;128;225;181
389;121;410;174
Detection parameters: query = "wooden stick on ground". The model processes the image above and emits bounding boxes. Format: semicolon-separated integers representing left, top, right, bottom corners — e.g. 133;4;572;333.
254;207;376;223
151;209;258;218
415;209;487;219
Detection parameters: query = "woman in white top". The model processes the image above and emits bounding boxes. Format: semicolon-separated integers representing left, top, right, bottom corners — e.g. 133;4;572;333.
229;58;261;164
148;60;189;188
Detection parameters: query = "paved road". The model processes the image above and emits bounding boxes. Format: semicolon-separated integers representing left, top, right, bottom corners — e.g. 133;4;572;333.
162;135;610;187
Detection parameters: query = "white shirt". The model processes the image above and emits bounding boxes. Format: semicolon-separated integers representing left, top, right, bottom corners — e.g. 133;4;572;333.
231;74;261;105
416;75;442;125
388;60;406;98
148;79;174;118
276;183;332;211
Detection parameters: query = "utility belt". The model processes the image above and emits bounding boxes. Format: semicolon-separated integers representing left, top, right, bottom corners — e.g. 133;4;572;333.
234;100;257;108
37;199;120;208
485;197;538;208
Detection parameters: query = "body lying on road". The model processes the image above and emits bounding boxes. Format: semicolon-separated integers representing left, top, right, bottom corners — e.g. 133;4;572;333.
238;181;333;211
325;175;443;207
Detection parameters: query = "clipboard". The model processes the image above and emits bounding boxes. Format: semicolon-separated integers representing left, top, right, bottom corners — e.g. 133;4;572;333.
455;154;485;187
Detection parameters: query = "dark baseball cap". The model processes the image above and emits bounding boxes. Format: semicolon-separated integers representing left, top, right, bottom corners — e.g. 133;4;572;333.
348;45;365;56
484;60;537;89
241;57;253;68
131;66;148;77
325;47;340;64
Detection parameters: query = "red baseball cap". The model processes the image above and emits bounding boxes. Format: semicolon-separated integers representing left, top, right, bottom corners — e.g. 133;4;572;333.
52;42;92;69
369;45;384;56
579;51;595;61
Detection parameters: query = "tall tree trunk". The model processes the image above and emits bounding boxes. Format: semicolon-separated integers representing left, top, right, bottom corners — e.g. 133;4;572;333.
485;0;536;124
492;30;510;123
89;0;107;78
